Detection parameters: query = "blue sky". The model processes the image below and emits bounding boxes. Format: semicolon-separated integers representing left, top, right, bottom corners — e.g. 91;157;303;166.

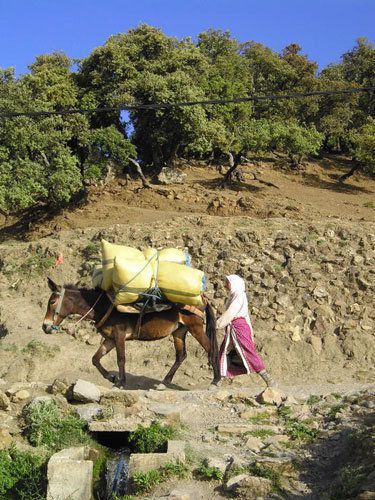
1;0;374;75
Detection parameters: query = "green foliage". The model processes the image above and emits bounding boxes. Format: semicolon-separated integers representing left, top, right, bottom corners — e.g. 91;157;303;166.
128;421;177;453
277;405;292;418
248;463;283;493
24;400;92;450
0;445;48;499
307;395;322;406
195;463;223;481
327;404;344;421
132;460;189;494
245;429;276;439
2;246;54;277
285;420;320;442
330;466;366;500
350;117;375;173
247;411;272;424
21;340;60;358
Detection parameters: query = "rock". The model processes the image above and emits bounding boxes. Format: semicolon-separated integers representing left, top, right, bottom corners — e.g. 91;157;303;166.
0;390;10;410
0;428;13;449
6;383;31;396
244;436;263;452
291;325;301;342
258;387;284;406
313;286;329;298
203;456;227;473
149;404;181;425
226;474;273;497
47;446;93;500
216;424;254;435
128;440;185;477
12;389;30;402
75;404;103;423
100;389;138;406
71;379;101;403
49;378;70;395
310;336;322;355
157;167;187;185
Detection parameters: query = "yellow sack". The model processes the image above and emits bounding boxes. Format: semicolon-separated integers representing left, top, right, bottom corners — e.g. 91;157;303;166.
157;262;205;306
92;265;103;288
101;240;145;291
112;257;153;305
143;247;190;287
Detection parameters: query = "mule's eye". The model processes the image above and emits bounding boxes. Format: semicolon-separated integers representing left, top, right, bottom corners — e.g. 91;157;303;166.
50;299;57;306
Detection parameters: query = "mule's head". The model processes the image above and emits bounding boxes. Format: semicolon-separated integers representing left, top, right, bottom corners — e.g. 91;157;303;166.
42;278;74;334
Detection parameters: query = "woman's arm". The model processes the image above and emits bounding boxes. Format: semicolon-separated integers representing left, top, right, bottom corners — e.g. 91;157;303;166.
216;300;242;329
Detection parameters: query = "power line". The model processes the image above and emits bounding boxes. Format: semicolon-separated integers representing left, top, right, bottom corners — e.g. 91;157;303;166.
0;87;373;119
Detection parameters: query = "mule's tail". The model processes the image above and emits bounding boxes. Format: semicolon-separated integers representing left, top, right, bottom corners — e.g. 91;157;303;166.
204;299;221;384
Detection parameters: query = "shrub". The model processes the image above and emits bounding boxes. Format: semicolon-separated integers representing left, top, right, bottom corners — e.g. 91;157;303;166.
128;421;176;453
24;400;91;450
132;469;163;493
0;445;48;499
285;420;319;442
195;464;223;481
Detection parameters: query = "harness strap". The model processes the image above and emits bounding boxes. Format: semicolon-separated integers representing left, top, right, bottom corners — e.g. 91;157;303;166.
96;303;115;328
54;287;66;322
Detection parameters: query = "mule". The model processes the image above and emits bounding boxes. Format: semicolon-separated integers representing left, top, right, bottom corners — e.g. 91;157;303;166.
42;278;220;387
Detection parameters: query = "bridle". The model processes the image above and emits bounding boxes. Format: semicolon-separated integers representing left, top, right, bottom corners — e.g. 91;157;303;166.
50;287;104;331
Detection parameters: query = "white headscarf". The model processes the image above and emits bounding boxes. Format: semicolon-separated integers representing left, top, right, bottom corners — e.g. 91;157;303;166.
216;274;252;329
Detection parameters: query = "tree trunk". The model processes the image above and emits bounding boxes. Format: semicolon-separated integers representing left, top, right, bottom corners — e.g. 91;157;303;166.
221;152;243;187
339;160;361;182
128;158;151;188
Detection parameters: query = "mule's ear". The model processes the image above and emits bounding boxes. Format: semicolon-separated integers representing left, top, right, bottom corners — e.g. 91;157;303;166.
47;277;59;292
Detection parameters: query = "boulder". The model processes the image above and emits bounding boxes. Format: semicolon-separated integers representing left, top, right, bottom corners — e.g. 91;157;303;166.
0;428;13;449
258;387;284;406
12;390;31;402
47;447;93;500
71;379;101;403
226;474;273;497
75;404;103;423
244;436;263;452
0;390;10;410
157;167;187;185
100;389;138;406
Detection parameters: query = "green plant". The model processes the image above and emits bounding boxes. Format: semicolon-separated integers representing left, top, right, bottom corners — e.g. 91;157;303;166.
195;464;223;481
161;461;190;479
24;400;92;450
82;242;101;260
327;404;344;421
0;342;17;352
330;466;366;499
285;420;320;442
248;463;284;493
21;340;60;358
364;201;375;209
248;411;272;424
307;395;321;406
277;405;292;418
132;469;163;493
0;445;48;499
128;421;176;453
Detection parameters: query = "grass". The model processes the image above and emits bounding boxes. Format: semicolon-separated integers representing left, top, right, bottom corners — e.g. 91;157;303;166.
327;404;344;421
128;421;177;453
248;463;284;494
245;429;276;439
132;461;189;494
0;445;48;499
277;405;292;418
307;395;321;406
363;201;375;209
21;340;60;358
0;342;17;352
3;248;54;277
195;464;223;481
247;411;272;424
285;420;320;443
81;242;101;260
330;466;366;499
24;400;93;450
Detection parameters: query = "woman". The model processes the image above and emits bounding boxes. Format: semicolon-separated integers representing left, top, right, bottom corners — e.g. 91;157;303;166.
217;274;275;387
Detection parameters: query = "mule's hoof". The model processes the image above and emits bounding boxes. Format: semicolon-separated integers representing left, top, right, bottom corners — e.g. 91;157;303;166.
107;373;118;384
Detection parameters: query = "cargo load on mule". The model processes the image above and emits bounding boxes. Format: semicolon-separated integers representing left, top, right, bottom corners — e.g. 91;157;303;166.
92;239;206;314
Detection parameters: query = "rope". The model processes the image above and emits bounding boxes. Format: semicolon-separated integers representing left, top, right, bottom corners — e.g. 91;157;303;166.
0;87;373;119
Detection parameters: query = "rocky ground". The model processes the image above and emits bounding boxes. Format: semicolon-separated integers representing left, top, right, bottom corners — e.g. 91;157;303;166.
0;158;374;498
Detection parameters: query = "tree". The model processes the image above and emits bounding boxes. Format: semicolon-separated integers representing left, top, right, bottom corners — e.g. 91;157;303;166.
348;117;375;176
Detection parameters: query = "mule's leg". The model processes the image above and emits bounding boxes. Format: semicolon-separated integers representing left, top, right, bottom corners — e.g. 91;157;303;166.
187;321;221;384
92;338;115;381
115;331;127;388
163;326;188;385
